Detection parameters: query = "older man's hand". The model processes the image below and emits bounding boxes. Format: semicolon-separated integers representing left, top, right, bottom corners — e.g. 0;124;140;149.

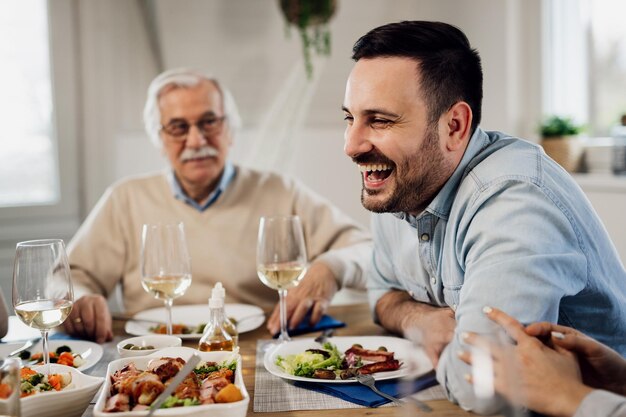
63;294;113;343
267;261;338;335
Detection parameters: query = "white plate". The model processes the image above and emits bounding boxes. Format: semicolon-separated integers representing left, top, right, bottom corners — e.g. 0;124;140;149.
125;303;265;339
264;335;432;384
93;346;249;417
0;340;103;372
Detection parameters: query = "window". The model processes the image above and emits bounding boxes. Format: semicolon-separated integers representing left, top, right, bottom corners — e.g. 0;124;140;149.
543;0;626;136
0;0;58;207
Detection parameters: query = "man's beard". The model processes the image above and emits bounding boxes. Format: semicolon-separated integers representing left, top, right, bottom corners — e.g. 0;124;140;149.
360;127;452;214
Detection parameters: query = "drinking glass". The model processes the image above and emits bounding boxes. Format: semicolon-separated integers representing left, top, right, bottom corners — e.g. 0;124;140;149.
140;222;192;335
257;215;307;343
469;328;528;417
0;357;21;416
12;239;73;375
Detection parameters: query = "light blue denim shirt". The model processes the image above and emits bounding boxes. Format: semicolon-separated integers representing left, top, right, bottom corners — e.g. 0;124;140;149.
367;128;626;414
167;161;235;211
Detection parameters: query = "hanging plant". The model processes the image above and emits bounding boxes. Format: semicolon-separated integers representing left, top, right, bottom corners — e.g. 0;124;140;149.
279;0;337;79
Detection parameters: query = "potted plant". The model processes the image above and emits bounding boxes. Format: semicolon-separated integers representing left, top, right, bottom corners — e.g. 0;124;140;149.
279;0;337;79
539;115;584;172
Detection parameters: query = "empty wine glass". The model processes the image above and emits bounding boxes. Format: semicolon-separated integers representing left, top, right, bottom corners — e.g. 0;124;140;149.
12;239;73;375
141;222;192;335
257;215;307;343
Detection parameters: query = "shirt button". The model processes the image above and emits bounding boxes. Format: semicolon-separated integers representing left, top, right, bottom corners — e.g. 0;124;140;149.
431;277;436;285
408;290;414;297
420;233;430;241
452;303;457;310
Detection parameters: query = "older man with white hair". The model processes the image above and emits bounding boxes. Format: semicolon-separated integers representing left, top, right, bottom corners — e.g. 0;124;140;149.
64;68;370;343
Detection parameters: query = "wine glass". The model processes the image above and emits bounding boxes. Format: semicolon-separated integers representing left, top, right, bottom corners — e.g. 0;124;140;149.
257;215;308;343
469;328;528;417
140;222;192;335
12;239;73;375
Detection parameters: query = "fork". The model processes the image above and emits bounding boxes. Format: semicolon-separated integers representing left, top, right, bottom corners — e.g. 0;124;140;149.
355;373;433;412
314;328;335;344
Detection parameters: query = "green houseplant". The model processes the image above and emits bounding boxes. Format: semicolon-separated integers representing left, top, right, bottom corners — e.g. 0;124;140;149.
540;116;583;138
279;0;336;79
539;116;584;172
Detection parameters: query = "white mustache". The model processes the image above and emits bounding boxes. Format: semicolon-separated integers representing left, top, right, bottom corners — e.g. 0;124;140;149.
179;146;219;162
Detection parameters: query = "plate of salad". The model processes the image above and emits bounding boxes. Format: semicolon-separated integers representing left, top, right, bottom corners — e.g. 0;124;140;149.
0;340;103;372
264;336;432;384
125;304;265;339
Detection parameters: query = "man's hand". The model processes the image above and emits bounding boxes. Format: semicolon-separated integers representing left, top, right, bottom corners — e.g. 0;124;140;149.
525;321;626;396
64;294;113;343
403;307;456;367
376;290;456;367
267;262;338;335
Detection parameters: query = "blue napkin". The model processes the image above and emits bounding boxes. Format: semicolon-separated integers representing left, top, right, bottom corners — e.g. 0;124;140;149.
294;371;438;407
273;314;346;339
50;333;79;341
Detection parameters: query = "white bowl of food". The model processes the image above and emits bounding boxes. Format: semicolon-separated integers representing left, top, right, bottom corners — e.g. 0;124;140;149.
93;346;249;417
117;335;182;358
0;364;103;417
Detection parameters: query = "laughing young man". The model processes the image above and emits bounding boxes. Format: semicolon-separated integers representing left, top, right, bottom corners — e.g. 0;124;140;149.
342;21;626;414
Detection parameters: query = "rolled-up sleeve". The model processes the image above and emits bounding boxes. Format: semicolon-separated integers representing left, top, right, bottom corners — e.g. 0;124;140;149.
575;390;626;417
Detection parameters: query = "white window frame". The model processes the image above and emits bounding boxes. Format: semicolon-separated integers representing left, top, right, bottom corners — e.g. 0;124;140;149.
0;0;81;270
541;0;589;126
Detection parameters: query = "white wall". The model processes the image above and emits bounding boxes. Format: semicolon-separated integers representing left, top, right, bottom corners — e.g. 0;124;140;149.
0;0;546;307
74;0;543;226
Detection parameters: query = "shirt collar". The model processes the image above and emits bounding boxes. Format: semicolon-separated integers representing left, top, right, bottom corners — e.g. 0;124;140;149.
167;161;236;212
394;127;492;224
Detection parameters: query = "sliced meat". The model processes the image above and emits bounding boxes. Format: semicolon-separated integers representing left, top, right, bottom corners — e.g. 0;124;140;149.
104;393;130;412
312;369;336;380
344;346;394;362
174;372;201;400
205;368;234;383
147;357;185;382
110;363;141;394
357;359;401;374
119;371;165;405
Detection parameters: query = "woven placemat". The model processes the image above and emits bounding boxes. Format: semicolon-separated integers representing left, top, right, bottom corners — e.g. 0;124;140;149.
252;340;446;412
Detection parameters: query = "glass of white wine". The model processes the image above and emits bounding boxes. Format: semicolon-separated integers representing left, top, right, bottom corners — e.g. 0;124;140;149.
140;222;192;335
257;215;307;343
12;239;73;375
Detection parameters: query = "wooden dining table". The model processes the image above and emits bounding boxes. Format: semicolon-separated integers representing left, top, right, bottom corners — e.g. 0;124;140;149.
74;302;472;416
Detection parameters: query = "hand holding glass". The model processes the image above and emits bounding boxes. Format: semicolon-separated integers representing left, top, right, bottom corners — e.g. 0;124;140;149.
140;222;192;335
12;239;73;375
257;215;307;342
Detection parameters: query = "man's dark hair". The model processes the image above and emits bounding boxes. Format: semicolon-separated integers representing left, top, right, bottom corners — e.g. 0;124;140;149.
352;21;483;135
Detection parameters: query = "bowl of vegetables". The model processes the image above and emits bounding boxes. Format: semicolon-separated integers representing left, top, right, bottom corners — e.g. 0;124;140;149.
117;335;182;358
0;364;103;417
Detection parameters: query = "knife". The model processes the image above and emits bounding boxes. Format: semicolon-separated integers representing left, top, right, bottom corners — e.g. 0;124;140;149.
8;337;42;358
146;353;201;416
111;314;163;325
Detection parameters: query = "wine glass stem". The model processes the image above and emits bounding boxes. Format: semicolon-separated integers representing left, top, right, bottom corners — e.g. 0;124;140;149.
165;298;173;335
41;329;50;375
278;289;290;342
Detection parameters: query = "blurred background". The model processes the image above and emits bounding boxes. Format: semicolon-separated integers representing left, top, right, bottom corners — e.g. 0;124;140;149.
1;0;626;307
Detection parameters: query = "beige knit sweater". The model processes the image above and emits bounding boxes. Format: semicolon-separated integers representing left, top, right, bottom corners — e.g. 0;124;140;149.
67;166;371;314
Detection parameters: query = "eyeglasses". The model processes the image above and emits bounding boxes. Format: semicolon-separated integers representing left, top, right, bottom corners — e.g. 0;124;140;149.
160;115;226;142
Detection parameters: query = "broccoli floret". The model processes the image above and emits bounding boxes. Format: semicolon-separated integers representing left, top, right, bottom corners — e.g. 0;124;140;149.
27;373;44;386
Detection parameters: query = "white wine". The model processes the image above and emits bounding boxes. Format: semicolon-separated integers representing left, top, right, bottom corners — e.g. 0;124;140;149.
14;299;73;330
257;263;306;290
141;274;192;300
